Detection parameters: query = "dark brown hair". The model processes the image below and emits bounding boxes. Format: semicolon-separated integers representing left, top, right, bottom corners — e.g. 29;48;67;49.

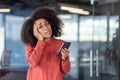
21;7;63;47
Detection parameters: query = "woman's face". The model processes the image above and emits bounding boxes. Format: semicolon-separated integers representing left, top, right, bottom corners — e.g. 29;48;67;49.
34;18;52;40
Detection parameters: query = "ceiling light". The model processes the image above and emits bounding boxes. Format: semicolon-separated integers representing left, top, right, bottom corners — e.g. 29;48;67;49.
59;4;90;15
61;6;84;12
0;8;11;13
68;9;89;15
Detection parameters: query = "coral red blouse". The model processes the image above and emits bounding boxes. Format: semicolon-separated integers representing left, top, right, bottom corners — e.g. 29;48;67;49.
25;38;71;80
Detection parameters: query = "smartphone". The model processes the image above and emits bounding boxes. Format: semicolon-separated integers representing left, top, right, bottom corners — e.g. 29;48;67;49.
57;42;71;56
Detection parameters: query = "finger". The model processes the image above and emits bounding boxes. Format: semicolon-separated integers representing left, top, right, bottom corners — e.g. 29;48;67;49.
64;48;69;53
61;51;67;59
61;54;65;60
33;25;39;35
61;50;65;56
62;49;69;56
61;49;66;53
33;25;36;33
33;24;37;32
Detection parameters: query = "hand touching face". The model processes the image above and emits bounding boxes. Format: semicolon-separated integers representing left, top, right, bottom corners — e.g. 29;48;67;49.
33;24;44;41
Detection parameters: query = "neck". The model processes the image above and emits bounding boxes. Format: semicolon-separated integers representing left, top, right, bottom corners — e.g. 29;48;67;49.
44;37;51;42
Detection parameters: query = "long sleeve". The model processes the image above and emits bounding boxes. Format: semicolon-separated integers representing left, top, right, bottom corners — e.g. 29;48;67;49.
60;57;71;74
25;40;45;68
26;38;71;80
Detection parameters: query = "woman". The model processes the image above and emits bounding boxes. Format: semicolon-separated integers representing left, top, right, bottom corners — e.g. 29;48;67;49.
21;7;71;80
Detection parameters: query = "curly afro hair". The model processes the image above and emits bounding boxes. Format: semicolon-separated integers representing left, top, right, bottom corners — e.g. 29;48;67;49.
21;7;64;47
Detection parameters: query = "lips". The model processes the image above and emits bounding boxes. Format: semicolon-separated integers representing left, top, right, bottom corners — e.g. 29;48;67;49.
45;31;51;35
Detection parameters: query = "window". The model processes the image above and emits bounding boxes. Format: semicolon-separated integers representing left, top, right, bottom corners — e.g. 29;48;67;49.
58;14;78;41
0;14;5;61
5;15;27;67
79;16;119;42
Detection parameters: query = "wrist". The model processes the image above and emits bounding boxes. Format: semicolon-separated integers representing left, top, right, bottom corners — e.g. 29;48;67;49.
62;56;68;61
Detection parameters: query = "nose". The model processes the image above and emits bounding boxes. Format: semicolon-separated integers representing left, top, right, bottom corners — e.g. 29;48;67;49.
43;24;49;29
43;25;48;29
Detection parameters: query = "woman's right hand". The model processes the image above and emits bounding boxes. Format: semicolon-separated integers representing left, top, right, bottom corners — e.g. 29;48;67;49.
33;24;43;41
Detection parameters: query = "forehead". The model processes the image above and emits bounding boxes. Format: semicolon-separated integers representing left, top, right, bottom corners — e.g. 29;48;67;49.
34;18;47;24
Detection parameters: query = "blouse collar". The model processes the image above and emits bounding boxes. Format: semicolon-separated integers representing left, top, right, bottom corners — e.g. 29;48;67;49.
45;37;54;45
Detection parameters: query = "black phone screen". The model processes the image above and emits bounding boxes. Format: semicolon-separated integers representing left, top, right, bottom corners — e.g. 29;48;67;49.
57;42;71;56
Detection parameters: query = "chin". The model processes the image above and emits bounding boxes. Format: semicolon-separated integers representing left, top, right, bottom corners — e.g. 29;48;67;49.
46;34;52;38
45;36;51;39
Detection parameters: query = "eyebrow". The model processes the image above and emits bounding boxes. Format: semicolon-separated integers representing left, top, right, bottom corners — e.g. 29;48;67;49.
39;23;42;25
34;23;42;26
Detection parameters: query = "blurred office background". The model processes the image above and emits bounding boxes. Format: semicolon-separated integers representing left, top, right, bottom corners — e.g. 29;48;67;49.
0;0;120;80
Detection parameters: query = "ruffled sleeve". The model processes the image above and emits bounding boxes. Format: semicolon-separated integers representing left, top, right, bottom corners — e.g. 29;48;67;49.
25;40;45;68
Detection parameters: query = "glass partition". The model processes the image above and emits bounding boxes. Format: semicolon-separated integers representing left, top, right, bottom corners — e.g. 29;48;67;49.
0;14;5;62
5;15;27;67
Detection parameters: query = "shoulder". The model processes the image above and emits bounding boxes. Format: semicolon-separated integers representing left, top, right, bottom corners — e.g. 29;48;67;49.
51;38;64;50
52;38;64;43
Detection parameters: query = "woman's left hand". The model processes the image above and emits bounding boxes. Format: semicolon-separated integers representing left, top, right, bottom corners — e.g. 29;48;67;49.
61;48;69;60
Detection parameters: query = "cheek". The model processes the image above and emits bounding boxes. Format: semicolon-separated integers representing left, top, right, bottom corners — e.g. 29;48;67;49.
49;26;52;32
38;29;43;34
